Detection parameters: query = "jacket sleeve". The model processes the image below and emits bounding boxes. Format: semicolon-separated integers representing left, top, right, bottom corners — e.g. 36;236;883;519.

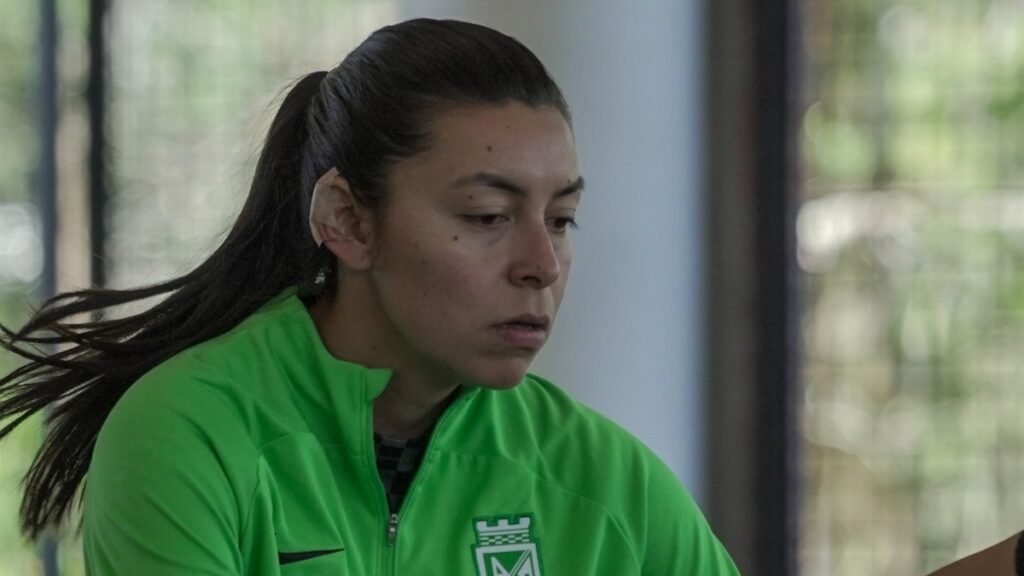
642;452;740;575
83;375;248;575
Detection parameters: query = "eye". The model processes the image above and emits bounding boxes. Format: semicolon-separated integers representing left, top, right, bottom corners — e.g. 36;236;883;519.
462;214;509;227
548;217;579;233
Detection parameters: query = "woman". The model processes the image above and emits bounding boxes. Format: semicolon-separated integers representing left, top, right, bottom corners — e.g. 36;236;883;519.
0;19;738;574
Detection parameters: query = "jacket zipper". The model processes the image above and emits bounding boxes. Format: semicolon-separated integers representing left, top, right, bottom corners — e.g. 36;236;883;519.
387;512;399;545
375;390;471;575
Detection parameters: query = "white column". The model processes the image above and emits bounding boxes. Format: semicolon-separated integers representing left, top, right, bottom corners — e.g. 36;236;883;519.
399;0;709;503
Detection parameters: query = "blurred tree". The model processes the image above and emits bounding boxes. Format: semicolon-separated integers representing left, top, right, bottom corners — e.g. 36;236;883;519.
800;0;1024;574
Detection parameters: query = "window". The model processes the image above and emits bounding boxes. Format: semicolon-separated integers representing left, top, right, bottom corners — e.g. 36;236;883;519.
798;1;1024;573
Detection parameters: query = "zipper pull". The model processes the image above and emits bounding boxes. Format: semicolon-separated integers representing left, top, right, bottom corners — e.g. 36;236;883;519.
387;513;399;545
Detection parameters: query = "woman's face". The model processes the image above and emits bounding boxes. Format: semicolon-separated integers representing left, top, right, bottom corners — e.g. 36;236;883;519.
367;102;582;389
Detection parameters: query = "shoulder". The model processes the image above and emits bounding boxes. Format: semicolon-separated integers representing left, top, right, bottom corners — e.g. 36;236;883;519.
97;290;319;454
85;307;296;542
98;346;251;450
490;373;662;464
84;343;262;574
503;376;738;574
97;324;259;452
90;294;309;495
90;345;261;498
470;374;683;500
464;374;738;571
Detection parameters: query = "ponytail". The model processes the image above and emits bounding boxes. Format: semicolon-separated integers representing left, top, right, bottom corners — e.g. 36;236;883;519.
0;71;328;539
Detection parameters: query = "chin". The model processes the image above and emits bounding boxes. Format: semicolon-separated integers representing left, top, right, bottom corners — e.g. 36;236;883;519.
474;377;526;391
462;360;532;390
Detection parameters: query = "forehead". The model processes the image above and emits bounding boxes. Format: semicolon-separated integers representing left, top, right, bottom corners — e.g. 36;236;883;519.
394;102;579;192
425;102;573;147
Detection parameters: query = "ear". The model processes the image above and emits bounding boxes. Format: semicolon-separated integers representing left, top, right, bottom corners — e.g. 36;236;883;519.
309;168;375;272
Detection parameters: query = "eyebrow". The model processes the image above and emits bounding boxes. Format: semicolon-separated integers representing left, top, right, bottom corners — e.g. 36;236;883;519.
452;172;585;199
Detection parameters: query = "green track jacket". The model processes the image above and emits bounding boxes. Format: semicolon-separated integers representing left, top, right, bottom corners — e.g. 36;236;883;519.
83;287;739;575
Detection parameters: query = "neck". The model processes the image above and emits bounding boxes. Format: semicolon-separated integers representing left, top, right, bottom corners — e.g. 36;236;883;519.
307;276;461;440
373;383;457;440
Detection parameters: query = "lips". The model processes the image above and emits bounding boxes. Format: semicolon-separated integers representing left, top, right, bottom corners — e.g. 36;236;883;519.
497;314;550;329
494;314;550;349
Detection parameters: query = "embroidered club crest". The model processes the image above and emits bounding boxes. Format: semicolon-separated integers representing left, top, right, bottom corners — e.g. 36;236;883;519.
471;514;543;576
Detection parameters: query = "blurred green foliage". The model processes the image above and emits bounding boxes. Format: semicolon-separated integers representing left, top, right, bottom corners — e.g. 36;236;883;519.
800;0;1024;574
0;0;45;572
0;297;42;575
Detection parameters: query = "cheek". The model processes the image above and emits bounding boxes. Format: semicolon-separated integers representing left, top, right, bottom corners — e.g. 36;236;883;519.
558;243;573;276
388;241;490;316
550;246;573;304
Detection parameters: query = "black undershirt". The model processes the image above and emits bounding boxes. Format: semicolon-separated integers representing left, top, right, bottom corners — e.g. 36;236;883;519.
373;433;428;513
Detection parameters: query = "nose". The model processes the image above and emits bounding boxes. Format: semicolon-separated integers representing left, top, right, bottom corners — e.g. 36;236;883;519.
509;221;562;289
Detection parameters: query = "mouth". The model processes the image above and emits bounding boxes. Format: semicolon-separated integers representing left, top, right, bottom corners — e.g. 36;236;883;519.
496;314;550;330
493;314;550;349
